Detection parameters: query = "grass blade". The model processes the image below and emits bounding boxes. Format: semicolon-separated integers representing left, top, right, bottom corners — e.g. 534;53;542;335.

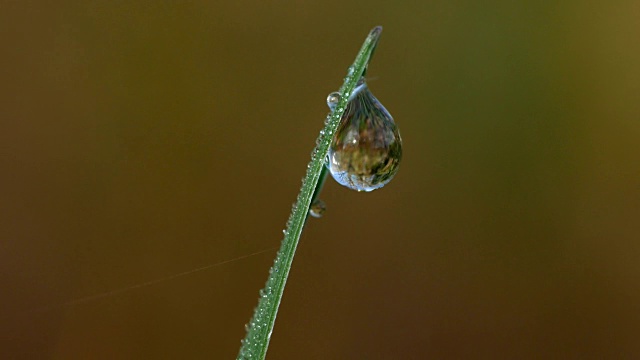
237;26;384;360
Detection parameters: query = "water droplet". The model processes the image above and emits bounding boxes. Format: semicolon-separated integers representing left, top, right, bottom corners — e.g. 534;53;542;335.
327;79;402;192
309;199;326;218
326;92;341;110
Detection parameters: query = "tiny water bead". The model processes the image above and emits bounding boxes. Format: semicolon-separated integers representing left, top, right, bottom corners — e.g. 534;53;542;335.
308;199;326;218
326;92;341;110
327;79;402;192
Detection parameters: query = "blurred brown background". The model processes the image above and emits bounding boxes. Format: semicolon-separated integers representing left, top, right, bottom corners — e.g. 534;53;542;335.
1;0;639;359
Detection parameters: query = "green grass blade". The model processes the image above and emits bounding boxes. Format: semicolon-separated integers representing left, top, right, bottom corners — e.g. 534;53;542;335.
237;26;383;360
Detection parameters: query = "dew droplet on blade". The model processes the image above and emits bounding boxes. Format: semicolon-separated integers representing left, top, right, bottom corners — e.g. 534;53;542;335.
327;79;402;192
326;92;341;110
308;199;326;218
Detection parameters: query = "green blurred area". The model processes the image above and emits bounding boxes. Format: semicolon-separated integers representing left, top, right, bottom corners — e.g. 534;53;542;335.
1;1;639;359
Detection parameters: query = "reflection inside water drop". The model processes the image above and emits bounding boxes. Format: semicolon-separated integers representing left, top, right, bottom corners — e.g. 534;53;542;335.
309;199;326;218
327;79;402;192
326;92;341;110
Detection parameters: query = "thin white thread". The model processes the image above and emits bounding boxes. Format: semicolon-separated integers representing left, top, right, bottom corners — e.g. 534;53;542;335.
22;247;276;316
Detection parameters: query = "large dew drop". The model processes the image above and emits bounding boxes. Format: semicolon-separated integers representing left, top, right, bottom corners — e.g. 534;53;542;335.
327;79;402;192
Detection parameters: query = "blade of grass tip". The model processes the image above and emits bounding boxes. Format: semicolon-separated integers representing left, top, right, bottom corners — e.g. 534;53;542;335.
237;26;383;360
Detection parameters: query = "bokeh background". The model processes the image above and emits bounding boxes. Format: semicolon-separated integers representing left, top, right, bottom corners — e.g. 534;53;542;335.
2;1;639;359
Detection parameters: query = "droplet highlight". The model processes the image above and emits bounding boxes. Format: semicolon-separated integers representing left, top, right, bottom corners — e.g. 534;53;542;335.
309;199;326;218
327;79;402;192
